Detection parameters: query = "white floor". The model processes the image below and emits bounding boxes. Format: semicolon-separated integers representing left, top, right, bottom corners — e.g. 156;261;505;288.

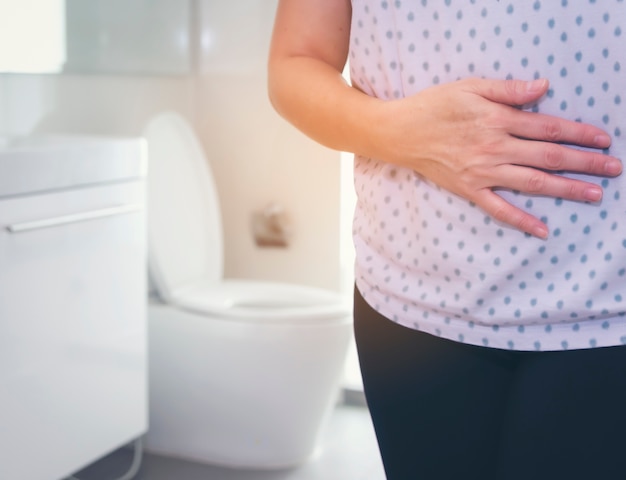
72;403;386;480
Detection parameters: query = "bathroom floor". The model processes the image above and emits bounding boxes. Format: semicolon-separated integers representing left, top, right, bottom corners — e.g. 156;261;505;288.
72;403;386;480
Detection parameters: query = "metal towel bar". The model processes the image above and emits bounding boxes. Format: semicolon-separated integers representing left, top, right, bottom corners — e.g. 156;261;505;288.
6;203;143;233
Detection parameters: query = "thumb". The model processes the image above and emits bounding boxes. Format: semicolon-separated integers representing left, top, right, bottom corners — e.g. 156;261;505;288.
470;77;549;106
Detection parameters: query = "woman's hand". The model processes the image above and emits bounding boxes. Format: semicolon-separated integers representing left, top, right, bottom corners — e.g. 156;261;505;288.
375;77;622;238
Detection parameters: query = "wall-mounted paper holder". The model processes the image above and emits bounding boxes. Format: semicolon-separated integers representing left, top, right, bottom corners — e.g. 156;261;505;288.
251;202;292;248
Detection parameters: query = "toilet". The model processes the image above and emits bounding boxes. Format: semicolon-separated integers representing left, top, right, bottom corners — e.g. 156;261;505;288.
142;112;353;469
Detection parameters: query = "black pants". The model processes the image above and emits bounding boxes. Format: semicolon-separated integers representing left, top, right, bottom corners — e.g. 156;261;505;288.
354;287;626;480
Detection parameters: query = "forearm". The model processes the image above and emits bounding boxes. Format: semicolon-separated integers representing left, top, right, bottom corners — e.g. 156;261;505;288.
268;55;389;160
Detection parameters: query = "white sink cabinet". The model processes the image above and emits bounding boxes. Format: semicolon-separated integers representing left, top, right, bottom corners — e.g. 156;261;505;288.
0;135;147;480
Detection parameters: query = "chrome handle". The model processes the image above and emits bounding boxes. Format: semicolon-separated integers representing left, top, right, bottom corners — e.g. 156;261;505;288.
6;203;143;233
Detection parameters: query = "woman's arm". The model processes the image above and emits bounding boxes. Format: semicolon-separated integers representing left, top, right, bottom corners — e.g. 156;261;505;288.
267;0;622;238
268;0;381;154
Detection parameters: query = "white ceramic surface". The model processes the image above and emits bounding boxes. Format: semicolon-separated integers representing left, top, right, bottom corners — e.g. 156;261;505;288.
146;303;352;469
0;133;147;198
143;112;223;300
142;112;352;468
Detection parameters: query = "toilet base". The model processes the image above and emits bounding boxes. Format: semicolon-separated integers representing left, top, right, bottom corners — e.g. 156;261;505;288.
145;302;352;469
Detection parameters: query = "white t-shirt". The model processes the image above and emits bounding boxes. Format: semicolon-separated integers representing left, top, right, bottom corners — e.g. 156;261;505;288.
350;0;626;350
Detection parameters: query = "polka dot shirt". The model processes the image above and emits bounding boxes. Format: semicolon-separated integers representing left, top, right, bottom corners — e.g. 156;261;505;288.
349;0;626;351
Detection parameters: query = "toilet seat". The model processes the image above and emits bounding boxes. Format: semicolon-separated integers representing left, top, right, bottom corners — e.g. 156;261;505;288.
143;112;350;323
171;279;350;323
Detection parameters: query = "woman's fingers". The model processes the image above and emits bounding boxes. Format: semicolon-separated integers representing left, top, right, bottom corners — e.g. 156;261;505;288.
503;137;623;176
508;108;613;149
473;189;549;239
490;164;604;202
464;77;551;107
469;163;608;237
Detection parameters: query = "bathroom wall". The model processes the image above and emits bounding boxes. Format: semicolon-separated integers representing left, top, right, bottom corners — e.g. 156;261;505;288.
0;0;347;292
195;0;345;291
0;74;196;137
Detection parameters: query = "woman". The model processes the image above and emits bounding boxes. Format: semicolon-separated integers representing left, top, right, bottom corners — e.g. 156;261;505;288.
268;1;626;478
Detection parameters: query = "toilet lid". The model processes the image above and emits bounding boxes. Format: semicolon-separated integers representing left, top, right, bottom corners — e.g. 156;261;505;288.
143;112;223;301
170;279;352;324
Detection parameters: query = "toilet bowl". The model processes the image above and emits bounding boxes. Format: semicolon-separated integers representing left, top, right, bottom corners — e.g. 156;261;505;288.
142;112;352;469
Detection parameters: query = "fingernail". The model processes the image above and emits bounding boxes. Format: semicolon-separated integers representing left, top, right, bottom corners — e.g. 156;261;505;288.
594;134;611;147
526;79;548;93
583;186;603;202
533;225;549;239
605;160;622;175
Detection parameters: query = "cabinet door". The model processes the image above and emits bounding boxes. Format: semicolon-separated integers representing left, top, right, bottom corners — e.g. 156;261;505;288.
0;181;147;480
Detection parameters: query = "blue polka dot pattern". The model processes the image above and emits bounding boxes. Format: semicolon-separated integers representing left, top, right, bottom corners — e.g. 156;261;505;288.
350;1;626;351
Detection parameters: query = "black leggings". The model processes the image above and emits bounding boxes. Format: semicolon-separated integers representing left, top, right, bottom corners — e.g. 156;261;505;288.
354;287;626;480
